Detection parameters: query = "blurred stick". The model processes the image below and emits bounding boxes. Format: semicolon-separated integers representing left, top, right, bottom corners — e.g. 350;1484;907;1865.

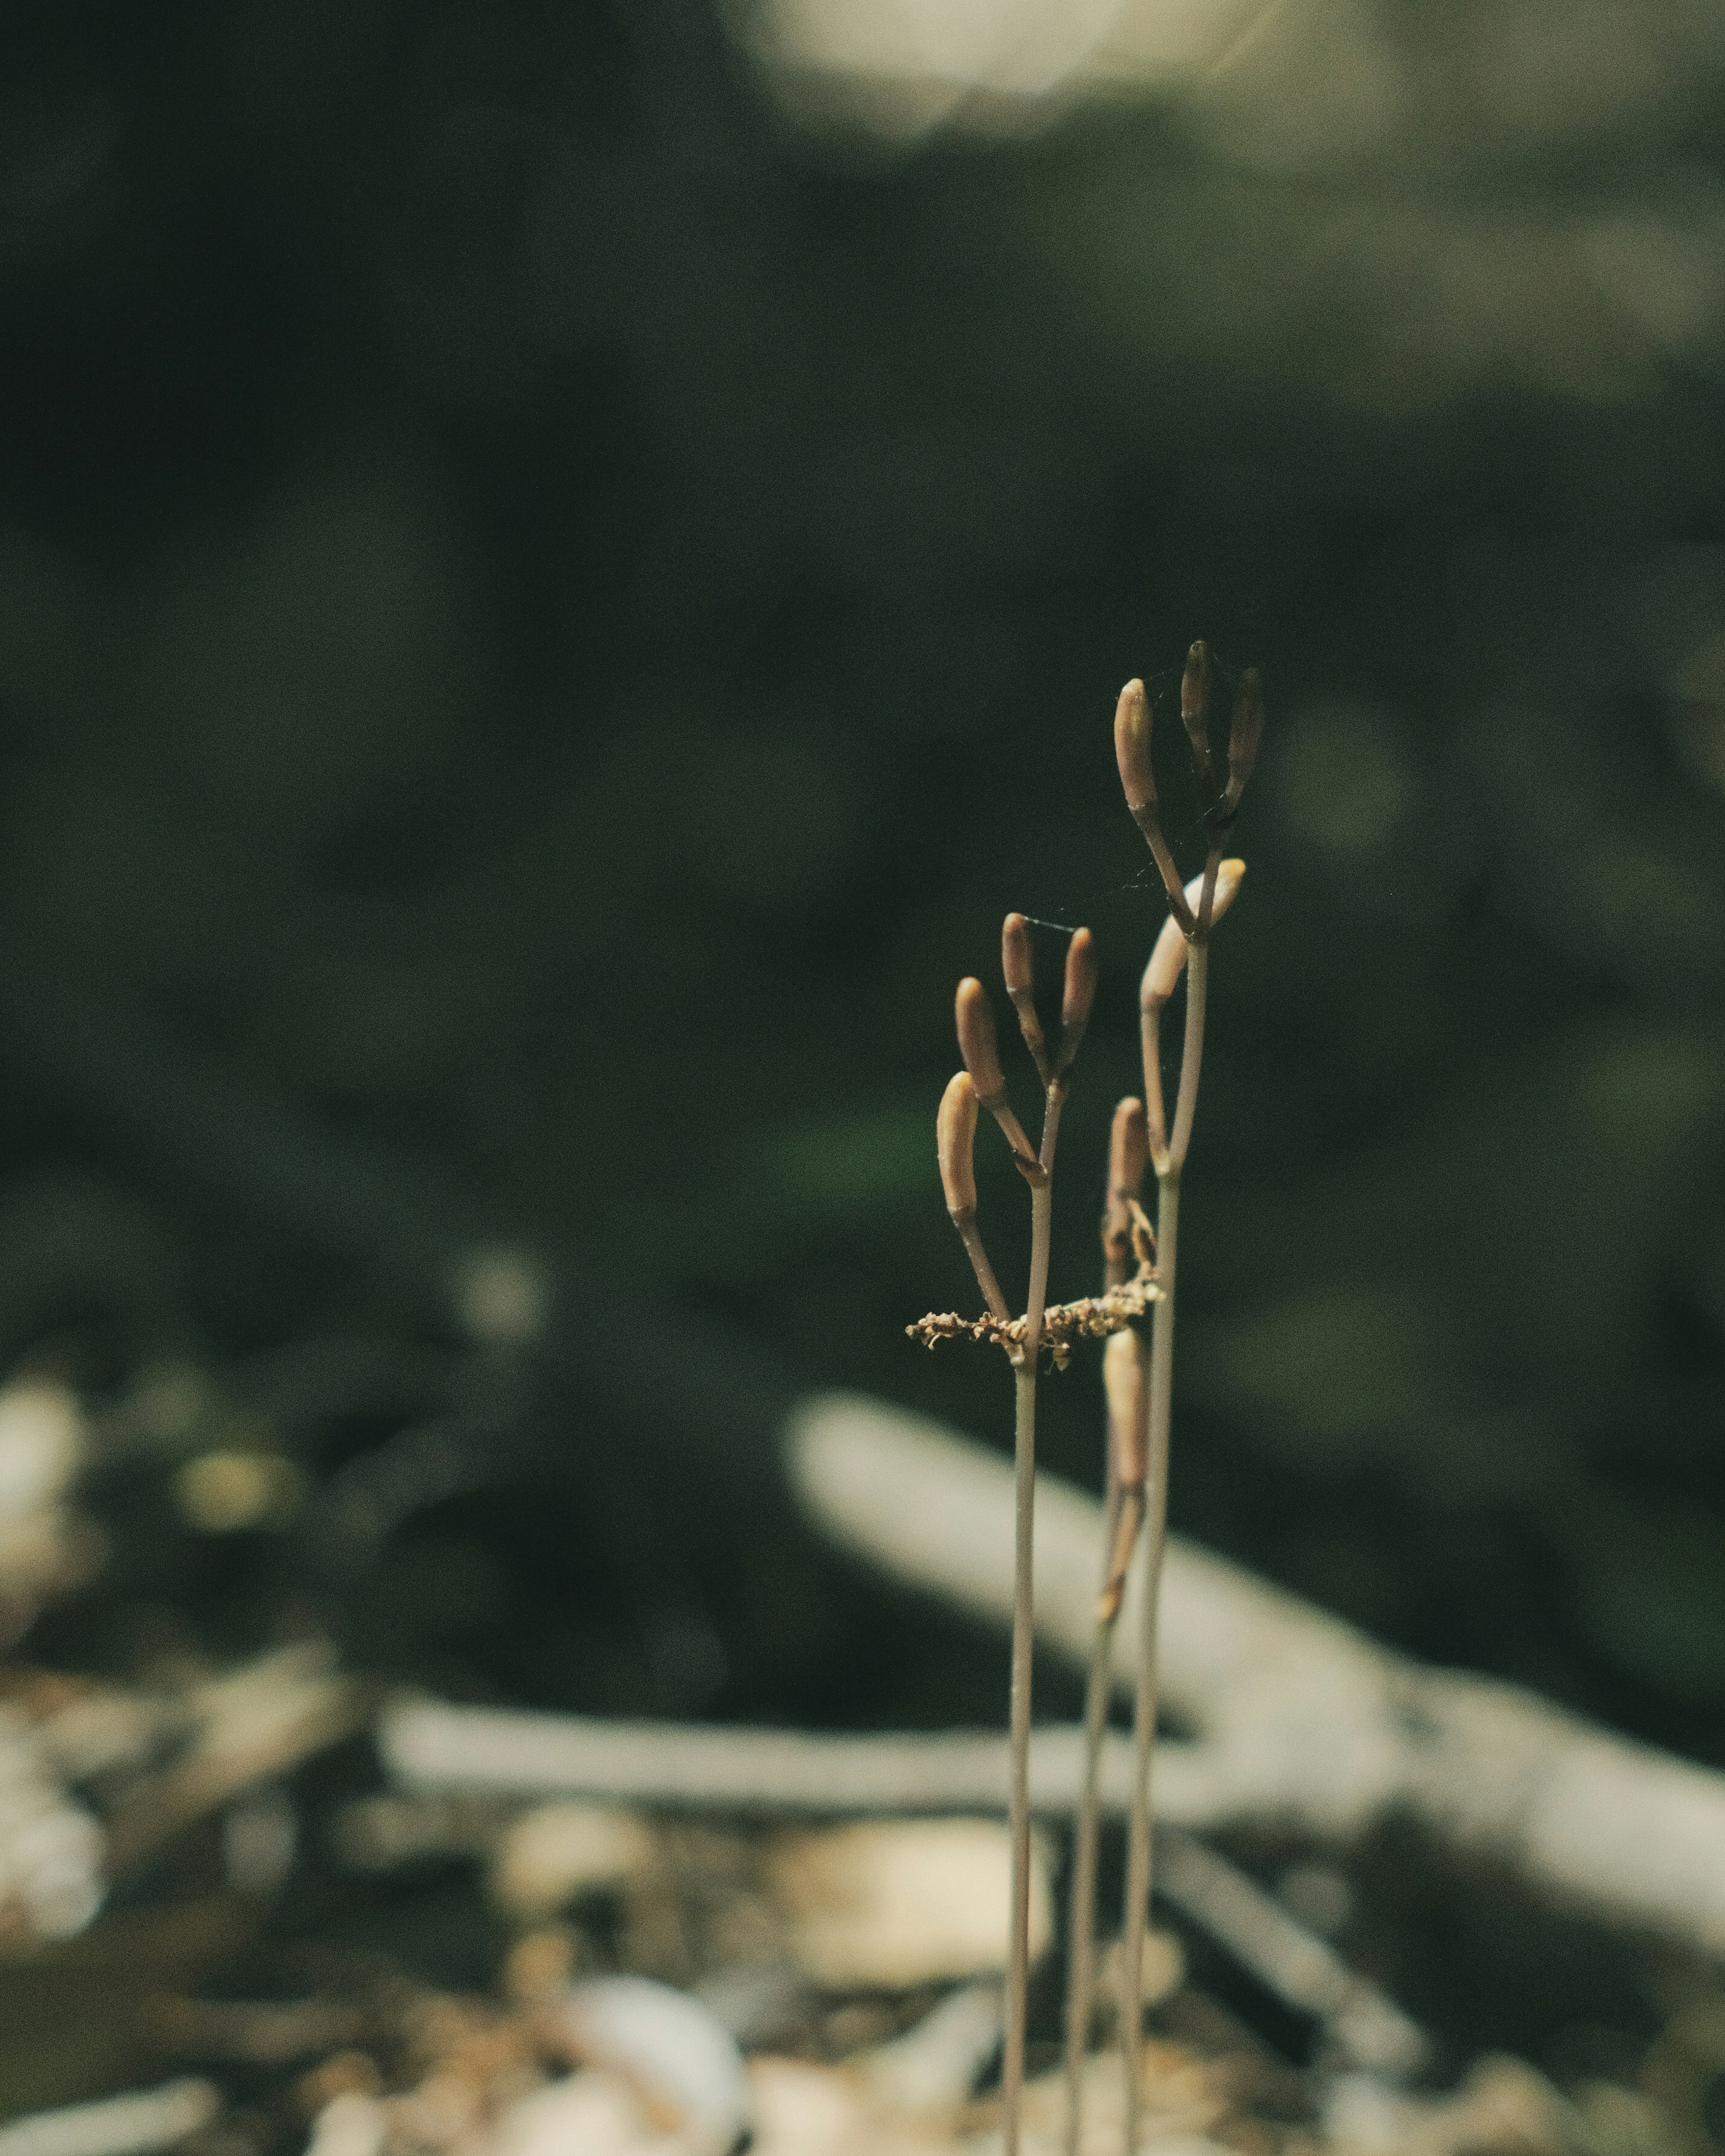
380;1696;1147;1815
0;2081;219;2156
787;1392;1725;1961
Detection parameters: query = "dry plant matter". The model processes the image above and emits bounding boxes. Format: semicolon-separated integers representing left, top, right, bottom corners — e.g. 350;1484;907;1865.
912;645;1262;2156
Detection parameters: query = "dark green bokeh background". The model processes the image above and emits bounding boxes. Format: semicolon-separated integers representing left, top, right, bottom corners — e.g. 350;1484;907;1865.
6;2;1725;1777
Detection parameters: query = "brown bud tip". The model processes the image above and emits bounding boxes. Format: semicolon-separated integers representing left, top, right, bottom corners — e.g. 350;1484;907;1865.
1113;679;1155;811
955;977;1006;1101
1001;913;1033;998
1141;859;1246;1004
1055;927;1099;1073
1181;641;1212;726
1180;640;1214;774
1226;668;1265;795
1109;1096;1149;1204
937;1070;979;1218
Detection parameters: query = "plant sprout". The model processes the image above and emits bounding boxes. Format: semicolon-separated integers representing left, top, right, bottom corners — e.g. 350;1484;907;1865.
911;644;1262;2156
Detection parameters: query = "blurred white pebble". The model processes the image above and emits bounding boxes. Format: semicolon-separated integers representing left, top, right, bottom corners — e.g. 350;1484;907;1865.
547;1976;751;2156
0;1382;80;1518
483;2073;657;2156
770;1819;1050;1989
0;1380;92;1639
489;1800;655;1920
0;1710;104;1940
305;2094;387;2156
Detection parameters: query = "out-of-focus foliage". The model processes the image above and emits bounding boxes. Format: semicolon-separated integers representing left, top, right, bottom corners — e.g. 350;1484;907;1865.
0;0;1725;1779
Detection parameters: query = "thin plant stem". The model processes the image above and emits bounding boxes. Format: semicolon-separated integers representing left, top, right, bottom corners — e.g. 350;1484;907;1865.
1063;1517;1123;2154
1004;1090;1060;2156
1119;1175;1177;2153
1165;932;1209;1174
958;1217;1013;1324
1121;936;1207;2153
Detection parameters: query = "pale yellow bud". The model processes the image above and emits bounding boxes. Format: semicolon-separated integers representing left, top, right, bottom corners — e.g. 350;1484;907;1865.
1113;679;1155;813
1140;860;1245;1007
955;977;1006;1103
937;1071;979;1220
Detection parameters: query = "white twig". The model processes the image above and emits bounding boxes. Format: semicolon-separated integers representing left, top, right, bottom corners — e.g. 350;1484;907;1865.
380;1696;1148;1816
0;2082;219;2156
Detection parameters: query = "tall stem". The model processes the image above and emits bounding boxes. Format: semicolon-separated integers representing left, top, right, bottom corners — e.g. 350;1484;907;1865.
1005;1113;1057;2156
1120;938;1207;2154
1063;1559;1117;2152
1119;1176;1177;2152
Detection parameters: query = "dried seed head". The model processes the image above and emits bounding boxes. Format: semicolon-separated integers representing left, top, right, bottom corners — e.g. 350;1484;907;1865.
937;1070;980;1220
1180;640;1214;781
955;977;1006;1103
1113;679;1156;813
1141;858;1246;1007
1055;927;1099;1074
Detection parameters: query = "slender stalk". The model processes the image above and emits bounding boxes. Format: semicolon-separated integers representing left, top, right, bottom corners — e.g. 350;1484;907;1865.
1165;936;1209;1175
958;1217;1013;1324
1063;1508;1123;2155
1119;1180;1176;2150
1121;937;1207;2154
1004;1155;1055;2156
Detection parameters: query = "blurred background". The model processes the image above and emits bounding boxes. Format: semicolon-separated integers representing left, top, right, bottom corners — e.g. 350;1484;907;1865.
7;0;1725;2099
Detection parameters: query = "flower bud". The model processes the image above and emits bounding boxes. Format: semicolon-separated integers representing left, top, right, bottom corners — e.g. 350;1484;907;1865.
1102;1096;1148;1279
1055;926;1098;1074
1214;667;1265;828
1227;668;1265;794
955;977;1006;1103
1108;1096;1148;1206
1113;679;1155;813
1140;859;1246;1007
1180;640;1214;781
937;1071;979;1220
1001;912;1047;1074
1001;912;1033;998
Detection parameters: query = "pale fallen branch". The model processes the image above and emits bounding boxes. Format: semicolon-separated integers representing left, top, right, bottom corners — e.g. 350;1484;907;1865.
786;1392;1725;1959
379;1697;1144;1817
0;2081;219;2156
